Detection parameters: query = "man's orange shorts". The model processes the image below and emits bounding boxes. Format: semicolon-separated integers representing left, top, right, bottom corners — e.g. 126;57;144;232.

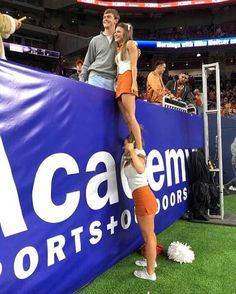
132;186;158;216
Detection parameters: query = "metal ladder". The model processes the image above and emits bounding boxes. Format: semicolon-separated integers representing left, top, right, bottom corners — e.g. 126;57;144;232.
202;62;224;220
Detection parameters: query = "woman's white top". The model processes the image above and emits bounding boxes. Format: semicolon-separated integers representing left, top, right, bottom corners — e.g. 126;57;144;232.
115;50;131;74
123;149;148;192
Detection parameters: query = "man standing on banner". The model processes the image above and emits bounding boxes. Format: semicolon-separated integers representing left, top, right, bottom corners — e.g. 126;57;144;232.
79;9;120;91
0;12;22;59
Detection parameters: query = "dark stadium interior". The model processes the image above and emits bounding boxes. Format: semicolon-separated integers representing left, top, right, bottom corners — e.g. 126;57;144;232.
1;0;236;115
1;1;235;66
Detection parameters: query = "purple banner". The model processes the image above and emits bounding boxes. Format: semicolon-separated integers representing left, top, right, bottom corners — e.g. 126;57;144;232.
0;59;203;293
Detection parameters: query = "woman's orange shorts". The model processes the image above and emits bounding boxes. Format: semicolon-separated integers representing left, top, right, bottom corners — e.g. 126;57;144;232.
132;186;158;216
116;70;135;99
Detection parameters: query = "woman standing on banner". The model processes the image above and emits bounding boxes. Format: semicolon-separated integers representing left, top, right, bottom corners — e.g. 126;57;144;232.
114;23;142;150
123;133;158;281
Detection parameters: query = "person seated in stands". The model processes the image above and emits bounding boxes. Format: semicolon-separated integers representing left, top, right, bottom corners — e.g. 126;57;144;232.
193;88;203;114
208;87;216;108
231;100;236;116
224;137;236;194
222;102;233;117
221;96;231;116
165;72;194;105
186;73;195;91
222;96;229;105
69;59;83;81
146;60;174;105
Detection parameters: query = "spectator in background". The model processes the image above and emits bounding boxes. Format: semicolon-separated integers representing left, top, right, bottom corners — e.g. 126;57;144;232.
186;73;195;91
137;73;146;95
224;137;236;194
222;101;233;117
208;88;216;102
79;9;120;91
146;60;173;105
207;88;216;110
232;107;236;116
166;72;194;105
0;12;22;59
222;96;229;104
69;59;83;81
194;88;203;114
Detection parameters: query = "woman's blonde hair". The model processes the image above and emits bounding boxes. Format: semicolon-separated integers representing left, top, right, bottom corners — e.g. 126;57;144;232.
116;22;133;60
124;129;145;165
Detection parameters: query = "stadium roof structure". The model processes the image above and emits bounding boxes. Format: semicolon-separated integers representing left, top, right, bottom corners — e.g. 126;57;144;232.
76;0;235;10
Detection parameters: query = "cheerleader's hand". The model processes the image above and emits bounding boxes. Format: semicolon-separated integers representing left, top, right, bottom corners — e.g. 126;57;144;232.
126;142;135;153
131;82;138;96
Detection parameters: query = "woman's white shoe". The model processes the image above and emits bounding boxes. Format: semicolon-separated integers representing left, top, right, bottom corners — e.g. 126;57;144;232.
135;259;157;268
134;268;157;281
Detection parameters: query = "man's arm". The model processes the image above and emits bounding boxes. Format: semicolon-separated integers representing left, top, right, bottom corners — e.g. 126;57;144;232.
184;87;194;105
165;80;176;99
165;80;173;92
79;38;96;82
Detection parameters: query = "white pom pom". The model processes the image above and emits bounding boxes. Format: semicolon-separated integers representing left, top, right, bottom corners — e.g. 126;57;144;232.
167;241;195;264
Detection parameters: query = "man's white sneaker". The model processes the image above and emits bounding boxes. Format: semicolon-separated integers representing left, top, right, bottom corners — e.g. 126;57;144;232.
134;268;157;281
135;259;157;268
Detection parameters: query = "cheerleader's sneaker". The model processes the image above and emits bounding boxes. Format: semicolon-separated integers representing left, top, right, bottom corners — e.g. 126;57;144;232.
135;259;157;268
134;268;157;281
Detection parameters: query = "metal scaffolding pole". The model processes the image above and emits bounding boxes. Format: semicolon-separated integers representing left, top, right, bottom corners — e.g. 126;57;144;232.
202;62;224;220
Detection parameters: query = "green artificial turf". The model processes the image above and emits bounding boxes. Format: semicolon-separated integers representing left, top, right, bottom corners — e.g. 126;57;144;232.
78;195;236;294
224;194;236;212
